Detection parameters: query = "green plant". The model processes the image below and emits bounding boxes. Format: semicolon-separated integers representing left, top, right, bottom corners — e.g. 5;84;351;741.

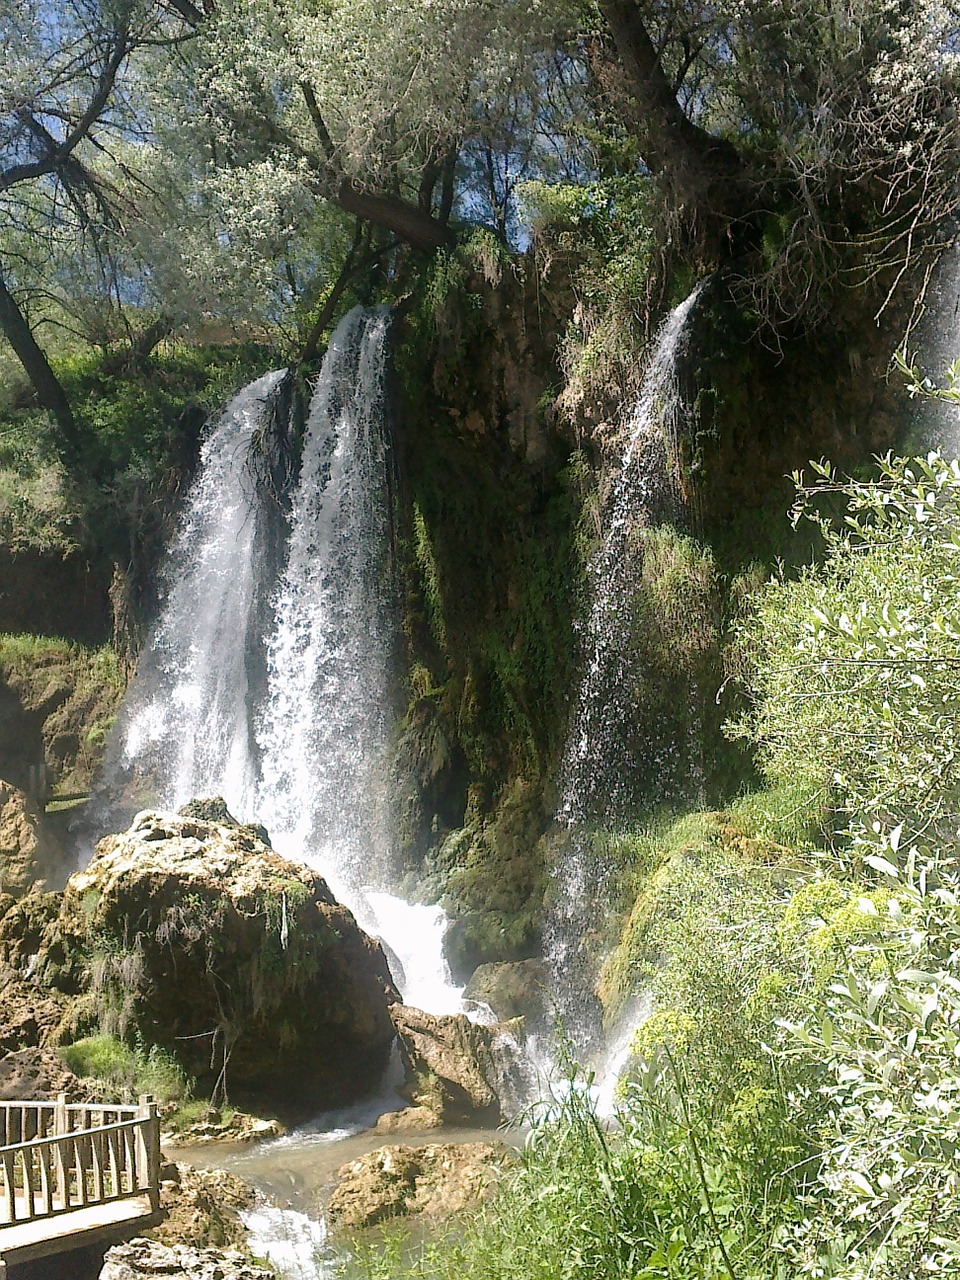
60;1033;191;1104
731;451;960;1274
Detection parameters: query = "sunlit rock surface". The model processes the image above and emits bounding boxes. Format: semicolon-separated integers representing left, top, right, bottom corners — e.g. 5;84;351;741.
328;1141;512;1230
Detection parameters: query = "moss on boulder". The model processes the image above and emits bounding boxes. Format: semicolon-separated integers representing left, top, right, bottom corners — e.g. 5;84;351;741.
0;779;66;895
328;1141;513;1230
57;806;399;1112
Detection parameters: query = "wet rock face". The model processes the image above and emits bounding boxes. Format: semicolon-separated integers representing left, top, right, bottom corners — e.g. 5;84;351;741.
381;1004;527;1129
0;779;65;895
60;808;399;1112
328;1141;512;1230
463;959;550;1031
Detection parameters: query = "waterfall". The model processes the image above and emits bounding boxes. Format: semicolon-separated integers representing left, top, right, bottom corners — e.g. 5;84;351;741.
91;369;287;826
85;307;479;1025
254;307;394;901
544;283;706;1053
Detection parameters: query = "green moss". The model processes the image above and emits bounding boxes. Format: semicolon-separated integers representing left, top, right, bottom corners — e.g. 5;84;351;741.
598;801;805;1022
0;632;127;793
389;266;586;945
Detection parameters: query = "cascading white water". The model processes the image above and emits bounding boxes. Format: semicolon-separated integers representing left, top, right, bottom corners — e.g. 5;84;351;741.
544;283;706;1055
253;308;394;901
104;370;286;816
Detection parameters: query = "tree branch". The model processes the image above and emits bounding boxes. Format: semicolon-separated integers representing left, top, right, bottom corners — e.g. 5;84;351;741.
0;32;129;194
596;0;743;183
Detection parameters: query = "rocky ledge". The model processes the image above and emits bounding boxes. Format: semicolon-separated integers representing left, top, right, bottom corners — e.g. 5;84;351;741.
0;804;400;1115
378;1004;530;1130
328;1141;513;1230
101;1241;273;1280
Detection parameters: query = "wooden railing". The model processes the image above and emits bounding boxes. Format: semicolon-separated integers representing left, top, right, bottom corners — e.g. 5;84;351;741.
0;1095;160;1226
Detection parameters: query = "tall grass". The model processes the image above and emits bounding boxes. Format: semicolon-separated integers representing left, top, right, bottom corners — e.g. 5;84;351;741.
343;1064;806;1280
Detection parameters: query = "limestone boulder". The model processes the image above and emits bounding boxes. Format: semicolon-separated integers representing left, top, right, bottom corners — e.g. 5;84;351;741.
0;959;84;1102
0;965;72;1050
153;1164;254;1251
0;1045;82;1101
328;1141;512;1230
60;807;399;1112
379;1004;528;1129
0;779;65;895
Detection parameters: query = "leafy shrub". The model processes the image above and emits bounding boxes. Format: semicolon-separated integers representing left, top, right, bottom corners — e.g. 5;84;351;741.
733;452;960;1274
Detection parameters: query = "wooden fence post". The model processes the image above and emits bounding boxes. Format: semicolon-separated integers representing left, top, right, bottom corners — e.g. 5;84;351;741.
137;1095;160;1212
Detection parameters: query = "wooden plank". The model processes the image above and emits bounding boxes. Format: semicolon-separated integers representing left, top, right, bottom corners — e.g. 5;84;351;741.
53;1098;67;1211
91;1130;104;1204
1;1149;15;1223
0;1194;162;1266
19;1149;34;1221
106;1127;120;1200
38;1142;53;1217
121;1126;134;1195
78;1134;90;1208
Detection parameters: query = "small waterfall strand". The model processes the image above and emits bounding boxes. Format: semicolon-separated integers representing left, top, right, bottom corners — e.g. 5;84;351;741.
544;283;706;1054
88;369;287;833
255;307;394;898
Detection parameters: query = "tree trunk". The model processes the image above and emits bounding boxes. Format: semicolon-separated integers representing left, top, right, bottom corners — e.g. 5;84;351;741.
0;270;80;458
596;0;744;192
334;180;453;253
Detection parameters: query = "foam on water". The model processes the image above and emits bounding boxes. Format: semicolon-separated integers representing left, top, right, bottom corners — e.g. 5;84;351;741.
241;1204;335;1280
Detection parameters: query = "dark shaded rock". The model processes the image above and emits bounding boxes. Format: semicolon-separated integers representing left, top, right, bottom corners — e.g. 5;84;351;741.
0;890;86;993
0;1045;81;1101
392;699;468;872
175;798;271;849
443;910;535;983
0;635;125;799
463;959;550;1030
0;966;71;1050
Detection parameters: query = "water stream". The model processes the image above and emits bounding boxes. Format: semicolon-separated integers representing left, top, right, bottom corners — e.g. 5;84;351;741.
101;369;287;815
544;283;706;1059
88;309;502;1275
89;309;458;1003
